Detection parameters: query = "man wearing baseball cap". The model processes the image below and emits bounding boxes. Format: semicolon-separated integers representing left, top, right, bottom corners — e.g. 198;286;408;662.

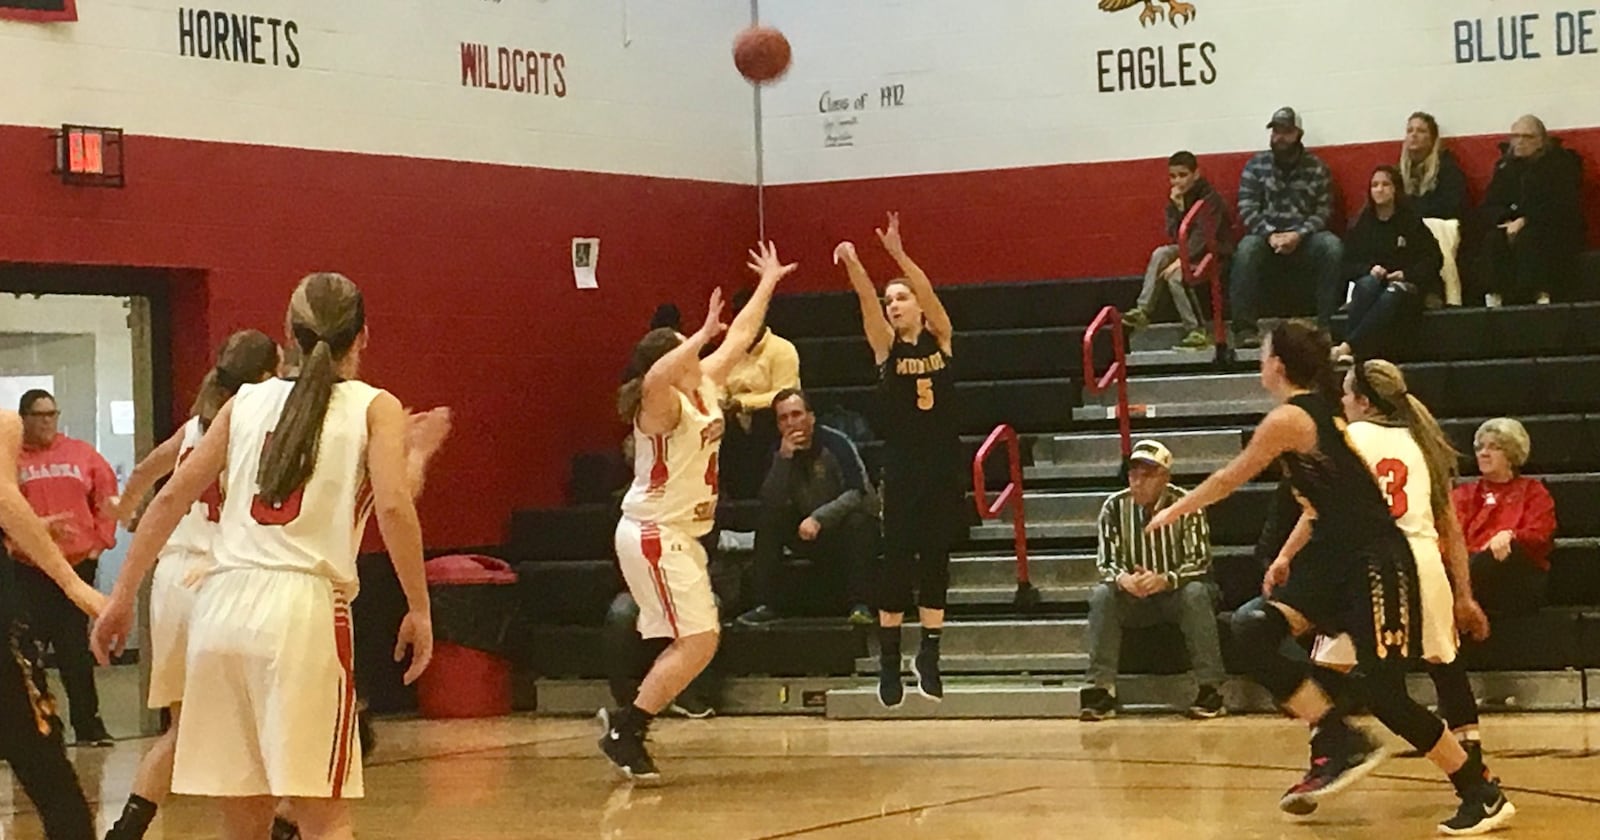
1230;106;1344;348
1081;439;1224;722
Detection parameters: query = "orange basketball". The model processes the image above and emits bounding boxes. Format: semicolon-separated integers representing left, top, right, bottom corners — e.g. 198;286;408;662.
733;26;791;84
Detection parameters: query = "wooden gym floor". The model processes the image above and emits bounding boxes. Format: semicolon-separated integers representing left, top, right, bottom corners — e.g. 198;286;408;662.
5;711;1600;838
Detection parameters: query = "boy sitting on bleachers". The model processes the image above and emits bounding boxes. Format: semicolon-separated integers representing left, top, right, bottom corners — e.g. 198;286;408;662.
1122;151;1238;351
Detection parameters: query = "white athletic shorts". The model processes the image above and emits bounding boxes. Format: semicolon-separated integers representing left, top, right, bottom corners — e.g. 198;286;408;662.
614;517;719;640
173;567;362;799
1313;536;1458;667
146;548;211;709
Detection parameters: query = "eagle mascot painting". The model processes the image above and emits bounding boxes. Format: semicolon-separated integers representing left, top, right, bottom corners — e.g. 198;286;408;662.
1101;0;1197;27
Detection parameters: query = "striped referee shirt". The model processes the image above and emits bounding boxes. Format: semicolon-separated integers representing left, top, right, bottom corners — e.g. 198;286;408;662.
1096;485;1212;589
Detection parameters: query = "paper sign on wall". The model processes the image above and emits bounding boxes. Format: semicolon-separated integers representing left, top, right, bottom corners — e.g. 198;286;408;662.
110;400;137;435
572;237;600;289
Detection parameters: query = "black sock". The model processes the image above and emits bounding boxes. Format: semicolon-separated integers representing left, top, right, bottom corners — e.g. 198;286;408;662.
108;794;158;838
614;704;655;733
1448;751;1489;794
270;815;302;840
878;625;902;664
1310;713;1352;754
919;627;942;655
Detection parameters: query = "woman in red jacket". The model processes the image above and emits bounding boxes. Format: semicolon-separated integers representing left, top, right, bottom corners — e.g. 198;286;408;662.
1451;418;1557;618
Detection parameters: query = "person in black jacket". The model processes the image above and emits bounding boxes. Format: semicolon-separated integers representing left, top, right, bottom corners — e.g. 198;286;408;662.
1474;115;1586;305
736;388;878;626
1399;112;1469;222
1331;166;1442;363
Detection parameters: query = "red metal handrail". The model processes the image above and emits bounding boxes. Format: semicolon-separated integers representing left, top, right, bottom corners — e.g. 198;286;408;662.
1082;305;1132;459
1176;196;1230;350
972;423;1035;604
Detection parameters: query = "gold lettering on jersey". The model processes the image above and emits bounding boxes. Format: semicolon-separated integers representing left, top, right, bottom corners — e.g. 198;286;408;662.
700;417;725;448
693;500;715;521
894;352;946;376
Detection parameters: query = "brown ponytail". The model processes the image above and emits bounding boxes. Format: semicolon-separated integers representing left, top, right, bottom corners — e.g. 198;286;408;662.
1354;360;1459;526
191;329;279;431
615;328;685;423
257;273;365;506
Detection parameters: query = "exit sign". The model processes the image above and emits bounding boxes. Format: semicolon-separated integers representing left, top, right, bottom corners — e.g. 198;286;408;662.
0;1;78;22
53;125;125;187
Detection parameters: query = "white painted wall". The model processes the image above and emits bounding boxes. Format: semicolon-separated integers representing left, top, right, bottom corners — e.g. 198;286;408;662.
756;0;1600;184
0;0;757;183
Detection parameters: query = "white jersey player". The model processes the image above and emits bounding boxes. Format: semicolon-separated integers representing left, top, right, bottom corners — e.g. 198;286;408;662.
94;273;432;840
102;330;280;840
1308;420;1458;665
600;242;795;784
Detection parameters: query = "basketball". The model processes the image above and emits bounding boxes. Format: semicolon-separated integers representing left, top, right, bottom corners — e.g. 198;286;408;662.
733;25;791;84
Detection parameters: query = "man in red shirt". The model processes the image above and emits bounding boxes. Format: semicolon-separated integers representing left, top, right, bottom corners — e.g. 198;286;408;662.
13;389;117;746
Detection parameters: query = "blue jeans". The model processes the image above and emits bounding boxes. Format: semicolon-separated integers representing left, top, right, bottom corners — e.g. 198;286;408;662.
1344;273;1421;360
1229;231;1346;335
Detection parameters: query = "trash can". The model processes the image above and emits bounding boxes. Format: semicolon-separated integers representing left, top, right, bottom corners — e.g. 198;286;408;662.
416;554;518;719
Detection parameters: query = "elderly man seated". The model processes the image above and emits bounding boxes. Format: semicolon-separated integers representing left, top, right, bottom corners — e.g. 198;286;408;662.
1475;115;1586;306
1080;440;1224;722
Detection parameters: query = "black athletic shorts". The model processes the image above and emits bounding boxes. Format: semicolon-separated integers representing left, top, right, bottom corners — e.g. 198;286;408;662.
1271;529;1421;668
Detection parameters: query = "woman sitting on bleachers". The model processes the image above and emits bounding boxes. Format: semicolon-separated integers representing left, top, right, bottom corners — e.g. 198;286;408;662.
1330;165;1442;363
1399;112;1468;306
1451;418;1557;619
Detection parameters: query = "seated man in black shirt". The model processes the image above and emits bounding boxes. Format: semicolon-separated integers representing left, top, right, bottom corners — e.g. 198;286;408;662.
737;389;878;626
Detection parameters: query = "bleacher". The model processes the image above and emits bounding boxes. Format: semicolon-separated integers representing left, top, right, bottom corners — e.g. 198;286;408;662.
484;252;1600;720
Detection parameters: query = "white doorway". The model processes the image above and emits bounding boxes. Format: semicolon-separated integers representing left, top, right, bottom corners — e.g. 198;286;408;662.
0;294;145;594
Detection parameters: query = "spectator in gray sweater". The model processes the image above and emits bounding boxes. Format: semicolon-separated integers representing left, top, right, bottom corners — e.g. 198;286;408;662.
1230;107;1346;347
736;389;878;626
1081;440;1224;722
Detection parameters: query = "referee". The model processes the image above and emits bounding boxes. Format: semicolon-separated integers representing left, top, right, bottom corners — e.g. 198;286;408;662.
1080;439;1225;722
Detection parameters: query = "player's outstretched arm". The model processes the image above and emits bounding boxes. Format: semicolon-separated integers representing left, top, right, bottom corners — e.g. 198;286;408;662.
835;241;893;365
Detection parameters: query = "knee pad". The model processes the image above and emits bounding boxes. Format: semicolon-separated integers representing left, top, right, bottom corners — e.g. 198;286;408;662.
1230;597;1290;656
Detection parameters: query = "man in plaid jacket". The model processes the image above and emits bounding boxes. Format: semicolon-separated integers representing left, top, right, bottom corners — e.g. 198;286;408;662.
1230;107;1346;348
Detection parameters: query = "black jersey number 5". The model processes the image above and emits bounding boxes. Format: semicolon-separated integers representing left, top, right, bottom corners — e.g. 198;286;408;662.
915;377;934;411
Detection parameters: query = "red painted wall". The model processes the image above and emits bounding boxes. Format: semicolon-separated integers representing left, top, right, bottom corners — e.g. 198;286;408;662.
765;128;1600;291
0;125;756;547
